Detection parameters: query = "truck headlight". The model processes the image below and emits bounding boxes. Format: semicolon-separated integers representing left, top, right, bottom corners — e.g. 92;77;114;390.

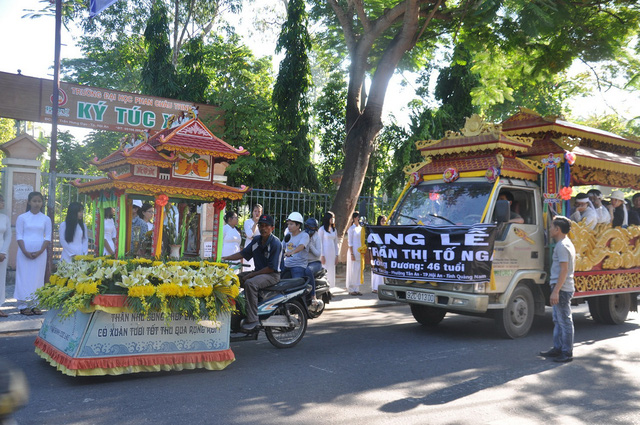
473;282;486;293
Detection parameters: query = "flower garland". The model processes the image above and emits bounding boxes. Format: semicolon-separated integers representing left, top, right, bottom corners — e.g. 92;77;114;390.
36;256;240;322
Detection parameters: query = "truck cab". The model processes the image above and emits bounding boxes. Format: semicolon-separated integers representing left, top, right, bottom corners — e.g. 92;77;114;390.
379;177;547;338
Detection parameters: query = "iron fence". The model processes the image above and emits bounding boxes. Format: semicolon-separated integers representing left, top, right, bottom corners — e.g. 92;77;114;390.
35;172;393;255
225;188;392;239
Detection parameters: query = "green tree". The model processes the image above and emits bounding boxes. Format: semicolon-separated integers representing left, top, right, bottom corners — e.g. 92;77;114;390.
0;118;16;144
272;0;318;191
313;72;347;192
200;35;280;189
142;0;180;98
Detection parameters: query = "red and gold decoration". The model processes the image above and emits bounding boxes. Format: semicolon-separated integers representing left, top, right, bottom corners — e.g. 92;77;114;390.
37;114;251;377
443;167;459;183
73;117;250;260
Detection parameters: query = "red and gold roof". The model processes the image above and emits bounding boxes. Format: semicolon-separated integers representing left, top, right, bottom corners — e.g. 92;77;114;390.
502;107;640;152
416;132;533;157
91;141;176;171
72;172;250;202
407;154;541;181
149;118;249;160
407;111;640;186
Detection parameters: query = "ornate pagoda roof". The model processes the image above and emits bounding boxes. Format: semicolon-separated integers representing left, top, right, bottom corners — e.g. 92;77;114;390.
502;107;640;152
74;115;251;201
149;118;249;160
405;154;542;181
416;131;533;157
91;140;177;171
73;172;249;202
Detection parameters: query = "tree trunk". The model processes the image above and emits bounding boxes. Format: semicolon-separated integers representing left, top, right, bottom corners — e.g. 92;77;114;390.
330;110;382;260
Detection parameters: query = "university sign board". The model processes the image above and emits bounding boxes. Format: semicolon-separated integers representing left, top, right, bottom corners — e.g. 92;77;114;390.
366;224;498;283
0;71;223;133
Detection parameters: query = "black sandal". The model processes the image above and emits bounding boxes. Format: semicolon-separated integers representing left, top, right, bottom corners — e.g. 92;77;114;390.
20;308;34;316
31;308;43;315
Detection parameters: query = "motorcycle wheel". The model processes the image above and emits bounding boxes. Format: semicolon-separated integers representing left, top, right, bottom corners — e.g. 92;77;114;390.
307;299;325;319
265;301;308;348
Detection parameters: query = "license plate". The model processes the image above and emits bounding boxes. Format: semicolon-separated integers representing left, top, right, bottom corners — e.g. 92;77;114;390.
406;291;435;303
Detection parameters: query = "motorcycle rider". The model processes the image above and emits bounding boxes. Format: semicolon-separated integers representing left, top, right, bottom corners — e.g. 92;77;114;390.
222;214;281;331
304;218;322;305
281;212;309;278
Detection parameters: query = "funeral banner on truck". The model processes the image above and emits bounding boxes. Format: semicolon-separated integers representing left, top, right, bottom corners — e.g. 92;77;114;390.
366;224;498;283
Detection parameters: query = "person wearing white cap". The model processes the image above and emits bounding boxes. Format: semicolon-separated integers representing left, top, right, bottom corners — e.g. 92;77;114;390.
569;193;597;230
281;212;309;280
586;189;611;224
609;190;640;228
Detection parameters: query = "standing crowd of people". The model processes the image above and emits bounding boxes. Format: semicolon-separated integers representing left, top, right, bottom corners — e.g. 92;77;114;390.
221;206;388;331
4;187;636;321
0;192;160;318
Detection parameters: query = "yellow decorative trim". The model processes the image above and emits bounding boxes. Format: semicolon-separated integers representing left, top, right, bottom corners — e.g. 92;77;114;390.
553;136;581;151
160;144;239;160
77;181;246;201
576;156;640;177
416;140;531;157
571;221;640;271
571;166;640;189
481;177;500;222
575;273;640;293
423;174;443;181
403;158;432;175
516;157;544;174
415;139;440;150
498;168;539;181
506;125;640;150
460;171;486;177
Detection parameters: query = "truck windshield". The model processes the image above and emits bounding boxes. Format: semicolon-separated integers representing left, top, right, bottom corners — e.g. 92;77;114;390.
391;181;493;226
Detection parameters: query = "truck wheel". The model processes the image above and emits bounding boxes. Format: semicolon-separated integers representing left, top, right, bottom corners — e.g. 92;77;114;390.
588;298;604;323
410;304;446;326
495;284;534;339
597;294;630;325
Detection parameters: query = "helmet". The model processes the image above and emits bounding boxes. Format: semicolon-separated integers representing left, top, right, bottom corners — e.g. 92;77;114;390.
287;212;304;224
304;218;318;230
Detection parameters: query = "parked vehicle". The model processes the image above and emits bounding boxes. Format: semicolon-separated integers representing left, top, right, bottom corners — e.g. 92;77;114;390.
374;110;640;338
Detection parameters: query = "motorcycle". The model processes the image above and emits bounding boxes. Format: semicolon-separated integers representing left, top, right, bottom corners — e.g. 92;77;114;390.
207;263;332;349
307;267;332;319
229;276;312;348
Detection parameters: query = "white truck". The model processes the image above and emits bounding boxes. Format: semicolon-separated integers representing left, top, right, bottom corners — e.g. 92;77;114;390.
375;109;640;338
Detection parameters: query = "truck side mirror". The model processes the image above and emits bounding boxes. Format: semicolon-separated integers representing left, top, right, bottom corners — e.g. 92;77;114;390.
495;199;510;223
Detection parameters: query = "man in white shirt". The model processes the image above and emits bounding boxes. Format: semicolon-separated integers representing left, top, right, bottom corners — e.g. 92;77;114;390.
587;189;611;224
570;193;597;230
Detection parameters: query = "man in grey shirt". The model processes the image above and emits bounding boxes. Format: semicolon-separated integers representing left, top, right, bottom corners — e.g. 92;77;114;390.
540;216;576;363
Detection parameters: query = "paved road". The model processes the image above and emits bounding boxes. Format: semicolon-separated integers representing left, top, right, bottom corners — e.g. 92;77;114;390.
2;304;639;424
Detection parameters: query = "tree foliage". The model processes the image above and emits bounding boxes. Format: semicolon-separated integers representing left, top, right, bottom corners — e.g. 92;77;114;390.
272;0;318;191
307;0;640;239
313;72;347;192
141;0;180;98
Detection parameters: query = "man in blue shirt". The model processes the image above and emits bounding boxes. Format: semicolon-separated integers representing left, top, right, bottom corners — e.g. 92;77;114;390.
222;214;281;331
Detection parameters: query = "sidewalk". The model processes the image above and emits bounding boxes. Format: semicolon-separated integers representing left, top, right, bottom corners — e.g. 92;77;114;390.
0;283;45;334
0;267;398;334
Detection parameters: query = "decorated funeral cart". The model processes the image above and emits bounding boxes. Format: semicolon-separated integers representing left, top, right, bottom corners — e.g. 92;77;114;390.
35;114;250;376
